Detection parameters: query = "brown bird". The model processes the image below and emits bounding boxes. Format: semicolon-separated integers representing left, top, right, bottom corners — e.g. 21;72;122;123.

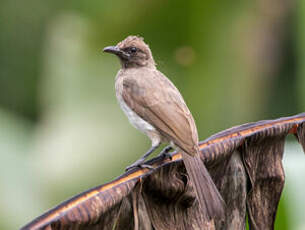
103;36;225;220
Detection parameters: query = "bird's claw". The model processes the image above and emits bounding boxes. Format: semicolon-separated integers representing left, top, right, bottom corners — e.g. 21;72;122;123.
158;146;173;160
125;163;154;172
159;152;173;160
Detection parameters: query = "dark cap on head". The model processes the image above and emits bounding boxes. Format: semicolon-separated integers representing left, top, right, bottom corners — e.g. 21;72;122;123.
103;36;155;68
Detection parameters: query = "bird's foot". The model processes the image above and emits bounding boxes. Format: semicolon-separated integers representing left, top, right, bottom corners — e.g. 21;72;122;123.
158;146;173;160
125;162;154;172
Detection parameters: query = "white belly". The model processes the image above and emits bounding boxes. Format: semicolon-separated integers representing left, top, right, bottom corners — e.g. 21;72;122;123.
115;70;161;146
118;96;156;134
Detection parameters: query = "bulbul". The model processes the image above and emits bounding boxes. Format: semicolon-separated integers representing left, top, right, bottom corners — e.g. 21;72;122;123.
103;36;225;220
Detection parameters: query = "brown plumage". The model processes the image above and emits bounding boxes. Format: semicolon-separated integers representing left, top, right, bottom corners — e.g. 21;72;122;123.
104;36;225;220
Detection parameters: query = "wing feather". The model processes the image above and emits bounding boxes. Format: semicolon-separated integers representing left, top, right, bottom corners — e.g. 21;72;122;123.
122;69;198;155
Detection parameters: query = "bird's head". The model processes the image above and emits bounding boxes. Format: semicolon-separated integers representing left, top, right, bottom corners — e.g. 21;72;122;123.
103;36;156;68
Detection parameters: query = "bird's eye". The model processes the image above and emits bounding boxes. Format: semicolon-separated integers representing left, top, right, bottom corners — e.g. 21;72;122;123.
129;47;137;53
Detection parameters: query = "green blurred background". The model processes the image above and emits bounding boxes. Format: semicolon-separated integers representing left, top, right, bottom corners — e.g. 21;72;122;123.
0;0;304;229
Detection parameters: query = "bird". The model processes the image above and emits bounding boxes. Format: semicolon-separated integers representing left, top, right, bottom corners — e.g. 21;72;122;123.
103;35;225;221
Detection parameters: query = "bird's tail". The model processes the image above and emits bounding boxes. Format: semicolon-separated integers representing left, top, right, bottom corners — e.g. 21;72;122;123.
182;151;225;220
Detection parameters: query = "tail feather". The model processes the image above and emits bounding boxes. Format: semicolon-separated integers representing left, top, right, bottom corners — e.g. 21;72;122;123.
182;151;225;220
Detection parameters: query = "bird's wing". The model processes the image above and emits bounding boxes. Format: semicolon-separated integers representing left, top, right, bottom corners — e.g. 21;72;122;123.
122;69;198;155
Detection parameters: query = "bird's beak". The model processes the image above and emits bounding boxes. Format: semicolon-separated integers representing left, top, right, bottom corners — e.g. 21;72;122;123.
103;46;130;59
103;46;121;55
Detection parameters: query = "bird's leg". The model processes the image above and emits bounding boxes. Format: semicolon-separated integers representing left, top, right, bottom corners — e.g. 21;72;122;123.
125;144;160;171
158;145;173;160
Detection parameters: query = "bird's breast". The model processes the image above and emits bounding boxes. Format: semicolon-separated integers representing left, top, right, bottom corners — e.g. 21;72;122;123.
115;75;156;134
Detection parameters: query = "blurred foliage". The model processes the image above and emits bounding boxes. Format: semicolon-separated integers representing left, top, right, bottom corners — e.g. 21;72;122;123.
0;0;304;229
